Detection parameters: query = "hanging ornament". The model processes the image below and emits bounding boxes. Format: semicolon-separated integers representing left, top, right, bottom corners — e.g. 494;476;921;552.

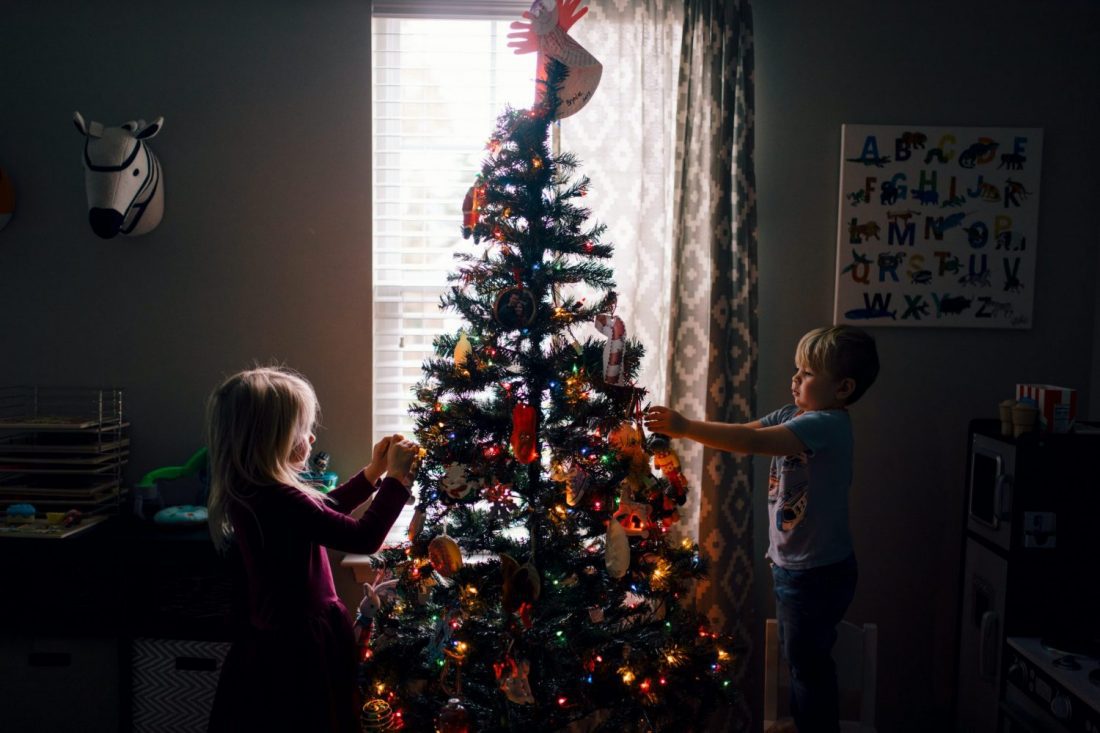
507;0;603;120
494;656;536;705
453;330;473;376
440;643;468;697
550;459;591;506
437;697;472;733
494;285;538;330
440;463;480;500
407;507;426;541
354;574;398;660
511;403;538;464
429;533;464;577
593;314;626;384
500;553;541;628
649;433;688;505
461;178;484;239
360;699;395;731
605;518;629;579
608;421;647;470
613;495;653;538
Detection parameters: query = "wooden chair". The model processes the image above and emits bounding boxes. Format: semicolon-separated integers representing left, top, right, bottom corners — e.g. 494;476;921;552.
763;618;878;733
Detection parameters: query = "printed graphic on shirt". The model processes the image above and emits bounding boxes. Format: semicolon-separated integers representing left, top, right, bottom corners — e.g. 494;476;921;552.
774;452;809;532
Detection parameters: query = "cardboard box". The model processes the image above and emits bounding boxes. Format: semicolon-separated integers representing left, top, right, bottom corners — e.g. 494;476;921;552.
1015;384;1077;433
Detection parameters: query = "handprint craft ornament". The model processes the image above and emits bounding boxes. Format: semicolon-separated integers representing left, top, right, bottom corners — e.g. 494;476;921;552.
508;0;602;119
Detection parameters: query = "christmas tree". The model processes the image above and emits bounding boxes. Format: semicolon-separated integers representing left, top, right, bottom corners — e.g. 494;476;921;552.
357;5;740;731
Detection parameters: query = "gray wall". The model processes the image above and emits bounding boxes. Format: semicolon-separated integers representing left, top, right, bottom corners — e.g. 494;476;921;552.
0;0;375;482
754;1;1099;730
2;1;1098;730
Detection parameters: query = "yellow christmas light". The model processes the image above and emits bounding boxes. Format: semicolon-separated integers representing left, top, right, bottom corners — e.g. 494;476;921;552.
619;666;636;685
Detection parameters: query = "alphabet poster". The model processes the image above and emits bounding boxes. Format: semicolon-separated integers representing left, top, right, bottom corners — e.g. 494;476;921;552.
834;124;1042;328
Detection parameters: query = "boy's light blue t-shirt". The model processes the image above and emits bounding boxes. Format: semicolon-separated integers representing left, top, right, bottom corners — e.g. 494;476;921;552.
760;404;854;570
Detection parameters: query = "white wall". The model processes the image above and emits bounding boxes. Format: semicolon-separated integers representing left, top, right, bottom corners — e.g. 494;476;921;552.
753;1;1099;730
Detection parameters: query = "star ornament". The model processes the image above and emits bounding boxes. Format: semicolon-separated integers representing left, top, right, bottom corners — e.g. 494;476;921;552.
508;0;603;119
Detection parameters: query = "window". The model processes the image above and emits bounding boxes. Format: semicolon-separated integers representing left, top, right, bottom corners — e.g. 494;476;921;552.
371;8;536;447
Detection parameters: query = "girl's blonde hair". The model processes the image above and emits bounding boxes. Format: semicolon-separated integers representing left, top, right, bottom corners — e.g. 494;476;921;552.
206;366;327;552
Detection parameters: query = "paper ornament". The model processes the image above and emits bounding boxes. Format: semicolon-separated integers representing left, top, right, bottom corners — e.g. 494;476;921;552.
494;656;536;705
73;111;165;238
440;463;480;500
429;534;463;576
500;552;541;628
593;314;626;384
605;518;629;579
453;331;473;375
613;495;653;538
0;166;14;232
511;403;538;464
550;459;591;506
508;0;602;120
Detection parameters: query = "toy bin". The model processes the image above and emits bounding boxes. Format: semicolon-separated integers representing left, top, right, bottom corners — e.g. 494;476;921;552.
131;637;230;733
0;635;120;732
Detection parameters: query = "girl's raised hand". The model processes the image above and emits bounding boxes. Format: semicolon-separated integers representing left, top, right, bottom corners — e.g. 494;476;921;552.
644;405;688;438
385;437;420;487
363;435;393;483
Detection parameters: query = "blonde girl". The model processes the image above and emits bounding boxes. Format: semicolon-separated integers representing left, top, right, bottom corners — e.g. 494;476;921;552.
206;366;417;733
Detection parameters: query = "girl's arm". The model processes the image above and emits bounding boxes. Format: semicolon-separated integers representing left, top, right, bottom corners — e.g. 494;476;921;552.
287;477;411;555
645;406;803;456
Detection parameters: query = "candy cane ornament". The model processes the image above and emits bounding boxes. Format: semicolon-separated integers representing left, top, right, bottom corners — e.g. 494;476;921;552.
594;314;626;384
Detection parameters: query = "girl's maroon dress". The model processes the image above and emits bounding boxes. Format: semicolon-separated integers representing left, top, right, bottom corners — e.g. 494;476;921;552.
208;472;409;733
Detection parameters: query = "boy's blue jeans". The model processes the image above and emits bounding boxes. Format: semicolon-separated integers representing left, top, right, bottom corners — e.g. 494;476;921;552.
771;553;858;733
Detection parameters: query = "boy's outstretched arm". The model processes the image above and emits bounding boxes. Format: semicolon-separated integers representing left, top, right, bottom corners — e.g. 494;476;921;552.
644;406;804;457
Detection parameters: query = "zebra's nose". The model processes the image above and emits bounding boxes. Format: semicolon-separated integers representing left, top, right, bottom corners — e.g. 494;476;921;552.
89;208;123;239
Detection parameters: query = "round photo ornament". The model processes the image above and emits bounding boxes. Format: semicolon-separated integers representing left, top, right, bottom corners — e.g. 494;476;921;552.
494;286;537;330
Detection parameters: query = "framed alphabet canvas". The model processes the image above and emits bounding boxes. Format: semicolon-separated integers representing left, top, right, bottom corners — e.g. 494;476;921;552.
834;124;1042;328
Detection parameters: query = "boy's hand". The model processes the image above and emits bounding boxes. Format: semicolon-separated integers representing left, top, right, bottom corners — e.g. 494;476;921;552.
385;437;420;488
644;406;688;438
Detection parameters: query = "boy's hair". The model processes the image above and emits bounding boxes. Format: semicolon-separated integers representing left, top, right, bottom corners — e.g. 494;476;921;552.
796;325;880;405
205;365;326;552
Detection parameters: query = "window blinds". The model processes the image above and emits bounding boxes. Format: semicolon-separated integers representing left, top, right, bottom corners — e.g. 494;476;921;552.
371;13;536;445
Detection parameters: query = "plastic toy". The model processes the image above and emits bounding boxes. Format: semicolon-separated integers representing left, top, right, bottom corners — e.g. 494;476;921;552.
134;447;209;520
5;503;36;523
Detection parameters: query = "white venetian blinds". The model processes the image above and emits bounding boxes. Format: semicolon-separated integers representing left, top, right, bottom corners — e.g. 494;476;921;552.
371;6;537;444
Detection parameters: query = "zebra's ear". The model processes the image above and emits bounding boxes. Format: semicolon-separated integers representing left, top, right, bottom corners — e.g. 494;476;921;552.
135;117;164;140
73;111;103;139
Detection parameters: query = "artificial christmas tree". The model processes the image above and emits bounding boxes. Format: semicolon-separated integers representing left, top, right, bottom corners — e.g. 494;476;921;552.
359;3;741;730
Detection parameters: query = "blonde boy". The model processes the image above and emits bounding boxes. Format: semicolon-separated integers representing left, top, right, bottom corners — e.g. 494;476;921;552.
645;325;879;733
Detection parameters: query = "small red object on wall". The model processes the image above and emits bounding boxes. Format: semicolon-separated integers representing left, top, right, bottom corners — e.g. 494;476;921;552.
511;403;538;464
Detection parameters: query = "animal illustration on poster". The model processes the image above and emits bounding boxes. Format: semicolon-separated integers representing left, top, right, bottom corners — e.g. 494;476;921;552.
834;124;1042;328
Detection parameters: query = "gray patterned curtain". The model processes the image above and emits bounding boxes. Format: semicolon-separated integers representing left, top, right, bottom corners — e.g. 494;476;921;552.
559;0;684;400
565;1;757;728
669;0;757;730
